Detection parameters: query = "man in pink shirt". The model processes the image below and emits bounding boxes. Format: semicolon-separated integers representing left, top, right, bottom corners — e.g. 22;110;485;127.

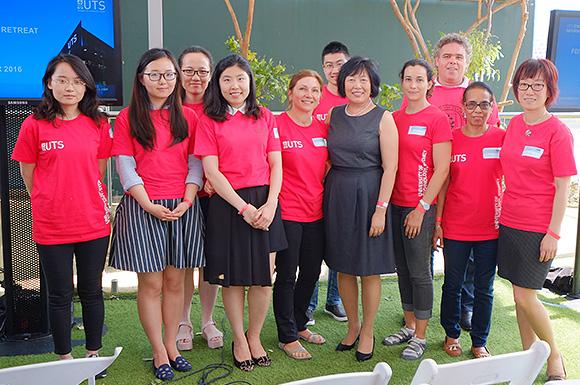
308;41;350;325
431;33;501;331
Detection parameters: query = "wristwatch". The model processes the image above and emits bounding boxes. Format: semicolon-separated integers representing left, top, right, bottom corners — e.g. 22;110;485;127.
418;199;430;211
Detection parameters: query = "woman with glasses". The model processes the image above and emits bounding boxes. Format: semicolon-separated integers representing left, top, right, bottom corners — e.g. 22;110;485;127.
433;82;504;359
12;54;111;367
174;46;223;351
195;54;287;372
383;59;451;361
109;48;203;381
497;59;574;381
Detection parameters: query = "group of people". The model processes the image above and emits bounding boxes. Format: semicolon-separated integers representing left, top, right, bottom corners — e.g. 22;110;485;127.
12;32;573;382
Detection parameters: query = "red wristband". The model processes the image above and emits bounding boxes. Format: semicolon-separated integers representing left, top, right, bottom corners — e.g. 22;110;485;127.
546;229;560;240
238;203;250;215
416;204;426;214
436;217;442;223
376;200;388;209
182;198;193;207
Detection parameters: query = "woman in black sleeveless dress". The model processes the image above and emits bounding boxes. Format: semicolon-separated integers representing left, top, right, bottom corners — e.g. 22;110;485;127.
324;57;398;361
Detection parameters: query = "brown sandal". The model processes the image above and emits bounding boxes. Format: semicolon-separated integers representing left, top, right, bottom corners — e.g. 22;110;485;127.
278;342;312;360
298;329;326;345
443;336;462;357
471;346;491;358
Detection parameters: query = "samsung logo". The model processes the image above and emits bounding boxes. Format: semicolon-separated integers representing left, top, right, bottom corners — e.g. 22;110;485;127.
7;100;28;105
77;0;106;12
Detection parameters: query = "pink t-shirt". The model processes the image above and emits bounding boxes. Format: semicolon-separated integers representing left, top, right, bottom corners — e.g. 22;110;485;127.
314;85;348;122
401;78;501;130
111;107;198;200
392;105;453;207
183;102;204;116
500;115;577;233
443;127;505;240
12;114;112;245
194;107;281;190
277;112;328;222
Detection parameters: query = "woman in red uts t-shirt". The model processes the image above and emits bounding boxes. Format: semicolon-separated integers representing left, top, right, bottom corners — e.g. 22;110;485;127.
273;70;328;360
384;59;451;361
109;48;204;381
12;54;111;362
175;46;223;351
498;59;575;381
194;54;287;372
433;82;504;358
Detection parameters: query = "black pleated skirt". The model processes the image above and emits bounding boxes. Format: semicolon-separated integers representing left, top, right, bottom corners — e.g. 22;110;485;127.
204;185;287;287
497;224;552;289
323;166;395;276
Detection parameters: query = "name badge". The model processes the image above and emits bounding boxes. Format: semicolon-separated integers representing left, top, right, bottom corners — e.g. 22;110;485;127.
482;147;501;159
408;125;427;136
273;127;280;139
522;145;544;159
312;137;327;147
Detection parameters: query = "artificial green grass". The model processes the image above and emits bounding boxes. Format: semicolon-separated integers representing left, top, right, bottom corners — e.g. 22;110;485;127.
1;276;578;385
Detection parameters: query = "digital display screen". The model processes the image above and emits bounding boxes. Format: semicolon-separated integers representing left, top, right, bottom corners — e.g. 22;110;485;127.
547;10;580;111
0;0;122;105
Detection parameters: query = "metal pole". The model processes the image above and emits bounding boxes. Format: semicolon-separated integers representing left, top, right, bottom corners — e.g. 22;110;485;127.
573;192;580;296
147;0;163;49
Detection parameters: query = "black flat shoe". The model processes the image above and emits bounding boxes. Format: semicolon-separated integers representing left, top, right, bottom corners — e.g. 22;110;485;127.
336;335;359;351
252;354;272;367
355;337;375;362
232;342;254;372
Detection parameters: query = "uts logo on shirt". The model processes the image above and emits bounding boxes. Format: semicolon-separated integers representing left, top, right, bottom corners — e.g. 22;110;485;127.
316;113;327;121
41;140;65;152
282;140;303;149
451;154;467;163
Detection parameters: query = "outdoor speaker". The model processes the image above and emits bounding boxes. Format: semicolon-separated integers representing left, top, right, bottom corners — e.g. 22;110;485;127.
0;104;51;352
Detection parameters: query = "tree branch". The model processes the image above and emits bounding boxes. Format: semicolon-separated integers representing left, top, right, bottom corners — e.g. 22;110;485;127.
224;0;243;44
499;0;529;109
467;0;519;33
241;0;255;58
390;0;421;57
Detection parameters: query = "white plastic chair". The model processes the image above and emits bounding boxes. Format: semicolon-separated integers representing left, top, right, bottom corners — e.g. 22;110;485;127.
0;346;122;385
280;362;392;385
410;340;550;385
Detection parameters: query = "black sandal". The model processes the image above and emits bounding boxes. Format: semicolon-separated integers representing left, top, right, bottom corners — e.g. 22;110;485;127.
252;354;272;367
232;342;254;372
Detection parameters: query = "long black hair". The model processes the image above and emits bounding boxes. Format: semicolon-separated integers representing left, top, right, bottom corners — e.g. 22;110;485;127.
129;48;188;150
463;81;495;103
203;54;261;122
34;54;104;125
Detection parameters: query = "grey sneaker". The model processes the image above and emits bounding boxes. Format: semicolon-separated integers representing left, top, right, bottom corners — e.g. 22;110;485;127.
401;337;427;360
305;308;315;326
382;327;414;346
324;304;347;322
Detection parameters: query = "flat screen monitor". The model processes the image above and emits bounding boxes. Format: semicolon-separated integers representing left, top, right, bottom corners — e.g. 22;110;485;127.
546;10;580;112
0;0;122;106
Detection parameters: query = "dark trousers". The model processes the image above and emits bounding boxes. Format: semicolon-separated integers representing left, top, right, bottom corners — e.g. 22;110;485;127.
37;235;109;355
461;253;475;313
273;220;324;343
440;239;497;347
392;204;436;320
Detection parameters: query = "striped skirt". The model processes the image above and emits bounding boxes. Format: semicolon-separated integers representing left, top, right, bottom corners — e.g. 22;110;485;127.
109;195;204;272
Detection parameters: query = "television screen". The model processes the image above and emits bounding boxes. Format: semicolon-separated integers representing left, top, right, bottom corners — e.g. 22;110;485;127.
546;10;580;112
0;0;122;105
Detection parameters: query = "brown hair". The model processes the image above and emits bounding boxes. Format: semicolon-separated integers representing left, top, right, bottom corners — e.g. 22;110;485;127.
434;33;472;64
512;58;559;107
287;69;324;108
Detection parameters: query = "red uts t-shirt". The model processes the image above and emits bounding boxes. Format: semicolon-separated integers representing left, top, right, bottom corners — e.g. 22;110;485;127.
391;105;453;207
183;102;204;116
314;85;348;122
112;107;198;200
194;107;281;190
401;78;501;130
12;114;112;245
277;112;328;222
443;127;505;240
500;115;577;233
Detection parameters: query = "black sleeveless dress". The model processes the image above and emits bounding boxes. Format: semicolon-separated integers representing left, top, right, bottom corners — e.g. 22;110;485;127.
324;105;396;276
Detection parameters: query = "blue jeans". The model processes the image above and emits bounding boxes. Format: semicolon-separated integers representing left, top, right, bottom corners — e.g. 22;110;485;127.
308;269;342;310
461;253;475;313
440;239;497;347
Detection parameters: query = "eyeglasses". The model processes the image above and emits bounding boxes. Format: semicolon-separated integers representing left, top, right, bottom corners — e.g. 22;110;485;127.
464;101;492;111
182;68;210;78
323;61;346;70
51;77;86;87
142;72;177;81
517;82;545;92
